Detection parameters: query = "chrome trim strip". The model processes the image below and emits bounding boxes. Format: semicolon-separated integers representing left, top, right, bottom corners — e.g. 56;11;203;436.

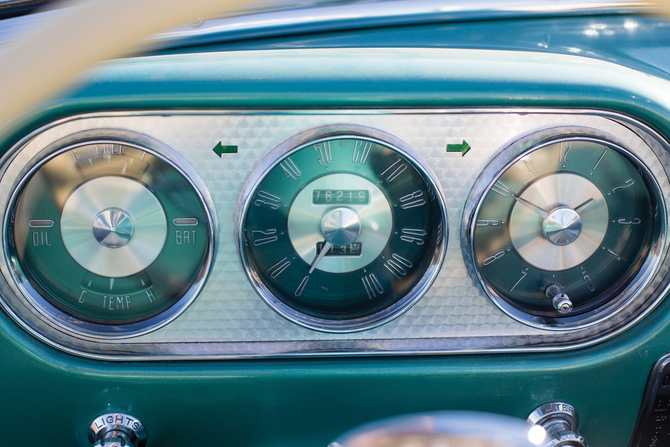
0;1;654;53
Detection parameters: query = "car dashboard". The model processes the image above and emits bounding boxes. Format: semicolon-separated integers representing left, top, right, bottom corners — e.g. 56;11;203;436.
2;1;670;446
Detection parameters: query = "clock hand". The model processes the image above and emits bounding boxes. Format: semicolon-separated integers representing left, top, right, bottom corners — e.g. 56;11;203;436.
514;196;549;219
574;198;595;214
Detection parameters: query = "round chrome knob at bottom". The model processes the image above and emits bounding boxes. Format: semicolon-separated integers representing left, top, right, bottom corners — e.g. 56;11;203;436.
527;402;588;447
88;413;147;447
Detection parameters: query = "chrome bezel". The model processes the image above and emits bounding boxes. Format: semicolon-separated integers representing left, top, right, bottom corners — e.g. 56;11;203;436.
462;127;668;330
1;129;217;339
236;124;448;333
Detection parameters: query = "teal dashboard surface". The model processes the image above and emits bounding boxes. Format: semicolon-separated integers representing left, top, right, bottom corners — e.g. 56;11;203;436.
2;2;670;447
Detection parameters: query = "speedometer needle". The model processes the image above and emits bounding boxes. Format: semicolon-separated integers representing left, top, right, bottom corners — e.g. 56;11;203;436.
309;241;332;274
515;196;549;219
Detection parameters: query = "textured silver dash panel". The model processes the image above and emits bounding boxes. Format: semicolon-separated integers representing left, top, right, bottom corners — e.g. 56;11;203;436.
0;110;668;360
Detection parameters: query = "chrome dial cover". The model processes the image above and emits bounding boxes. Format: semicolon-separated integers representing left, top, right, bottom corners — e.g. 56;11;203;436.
464;132;666;329
4;131;216;338
237;125;448;332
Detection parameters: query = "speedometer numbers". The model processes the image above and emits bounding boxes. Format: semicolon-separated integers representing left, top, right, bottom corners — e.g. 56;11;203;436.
465;136;664;328
238;129;447;332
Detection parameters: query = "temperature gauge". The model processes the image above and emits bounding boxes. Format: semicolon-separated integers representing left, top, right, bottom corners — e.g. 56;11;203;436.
6;136;215;337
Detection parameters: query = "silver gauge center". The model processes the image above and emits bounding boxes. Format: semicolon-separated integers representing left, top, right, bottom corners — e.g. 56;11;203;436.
60;176;168;278
287;173;392;274
509;173;608;271
543;207;582;246
93;207;134;248
321;207;361;246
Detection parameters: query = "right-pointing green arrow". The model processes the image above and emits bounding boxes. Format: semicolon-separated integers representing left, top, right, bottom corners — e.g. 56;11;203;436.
446;140;471;156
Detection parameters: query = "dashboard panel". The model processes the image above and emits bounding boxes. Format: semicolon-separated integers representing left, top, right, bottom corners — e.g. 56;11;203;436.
2;3;670;447
1;109;669;359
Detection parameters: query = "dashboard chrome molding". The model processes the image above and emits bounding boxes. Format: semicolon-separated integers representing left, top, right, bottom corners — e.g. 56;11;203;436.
0;109;668;360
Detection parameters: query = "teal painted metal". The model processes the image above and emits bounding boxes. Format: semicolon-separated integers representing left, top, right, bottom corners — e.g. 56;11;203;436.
2;17;670;447
155;14;670;80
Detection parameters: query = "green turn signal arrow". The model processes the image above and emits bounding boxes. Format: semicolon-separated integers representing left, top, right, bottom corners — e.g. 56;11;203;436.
446;140;471;156
213;142;238;157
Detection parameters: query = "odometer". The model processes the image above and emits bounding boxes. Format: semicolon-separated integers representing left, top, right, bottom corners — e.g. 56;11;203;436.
238;127;447;332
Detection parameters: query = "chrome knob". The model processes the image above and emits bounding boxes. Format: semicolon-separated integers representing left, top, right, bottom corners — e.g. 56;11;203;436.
88;413;147;447
545;284;573;314
527;402;587;447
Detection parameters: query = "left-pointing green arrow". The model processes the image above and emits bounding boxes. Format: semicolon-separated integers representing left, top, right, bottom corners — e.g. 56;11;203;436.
213;142;238;157
446;140;471;156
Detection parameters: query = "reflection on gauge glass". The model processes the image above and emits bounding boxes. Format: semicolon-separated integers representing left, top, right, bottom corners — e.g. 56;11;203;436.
6;139;215;337
466;137;665;328
238;128;447;332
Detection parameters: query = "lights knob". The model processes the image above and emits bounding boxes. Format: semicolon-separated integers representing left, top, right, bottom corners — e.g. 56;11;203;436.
88;413;147;447
527;402;588;447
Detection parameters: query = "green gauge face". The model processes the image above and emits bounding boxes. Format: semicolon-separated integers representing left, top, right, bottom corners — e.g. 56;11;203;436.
8;140;213;335
240;133;447;332
470;138;661;325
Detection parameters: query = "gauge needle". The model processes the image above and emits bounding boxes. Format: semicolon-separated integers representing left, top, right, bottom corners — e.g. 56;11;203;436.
514;196;549;219
309;241;332;274
574;198;595;214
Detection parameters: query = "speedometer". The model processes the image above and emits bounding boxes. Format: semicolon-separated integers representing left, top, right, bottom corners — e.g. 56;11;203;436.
237;126;447;332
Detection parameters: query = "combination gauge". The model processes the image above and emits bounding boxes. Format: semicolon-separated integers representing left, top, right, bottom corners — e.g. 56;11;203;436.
464;133;666;329
5;133;215;337
238;126;447;332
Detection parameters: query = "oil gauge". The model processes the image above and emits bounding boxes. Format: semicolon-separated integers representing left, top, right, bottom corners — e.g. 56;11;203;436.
5;134;215;337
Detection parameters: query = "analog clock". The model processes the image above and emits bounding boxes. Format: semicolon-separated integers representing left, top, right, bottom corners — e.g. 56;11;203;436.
464;134;665;328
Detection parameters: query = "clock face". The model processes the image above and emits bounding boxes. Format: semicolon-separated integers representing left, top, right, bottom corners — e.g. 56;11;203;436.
466;137;664;328
238;130;447;332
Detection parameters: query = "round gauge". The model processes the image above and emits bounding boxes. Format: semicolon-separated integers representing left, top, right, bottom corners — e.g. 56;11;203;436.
238;127;447;332
5;136;215;337
465;135;665;328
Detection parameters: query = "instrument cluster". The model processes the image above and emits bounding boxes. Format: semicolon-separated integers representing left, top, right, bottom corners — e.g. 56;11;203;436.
0;110;668;358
